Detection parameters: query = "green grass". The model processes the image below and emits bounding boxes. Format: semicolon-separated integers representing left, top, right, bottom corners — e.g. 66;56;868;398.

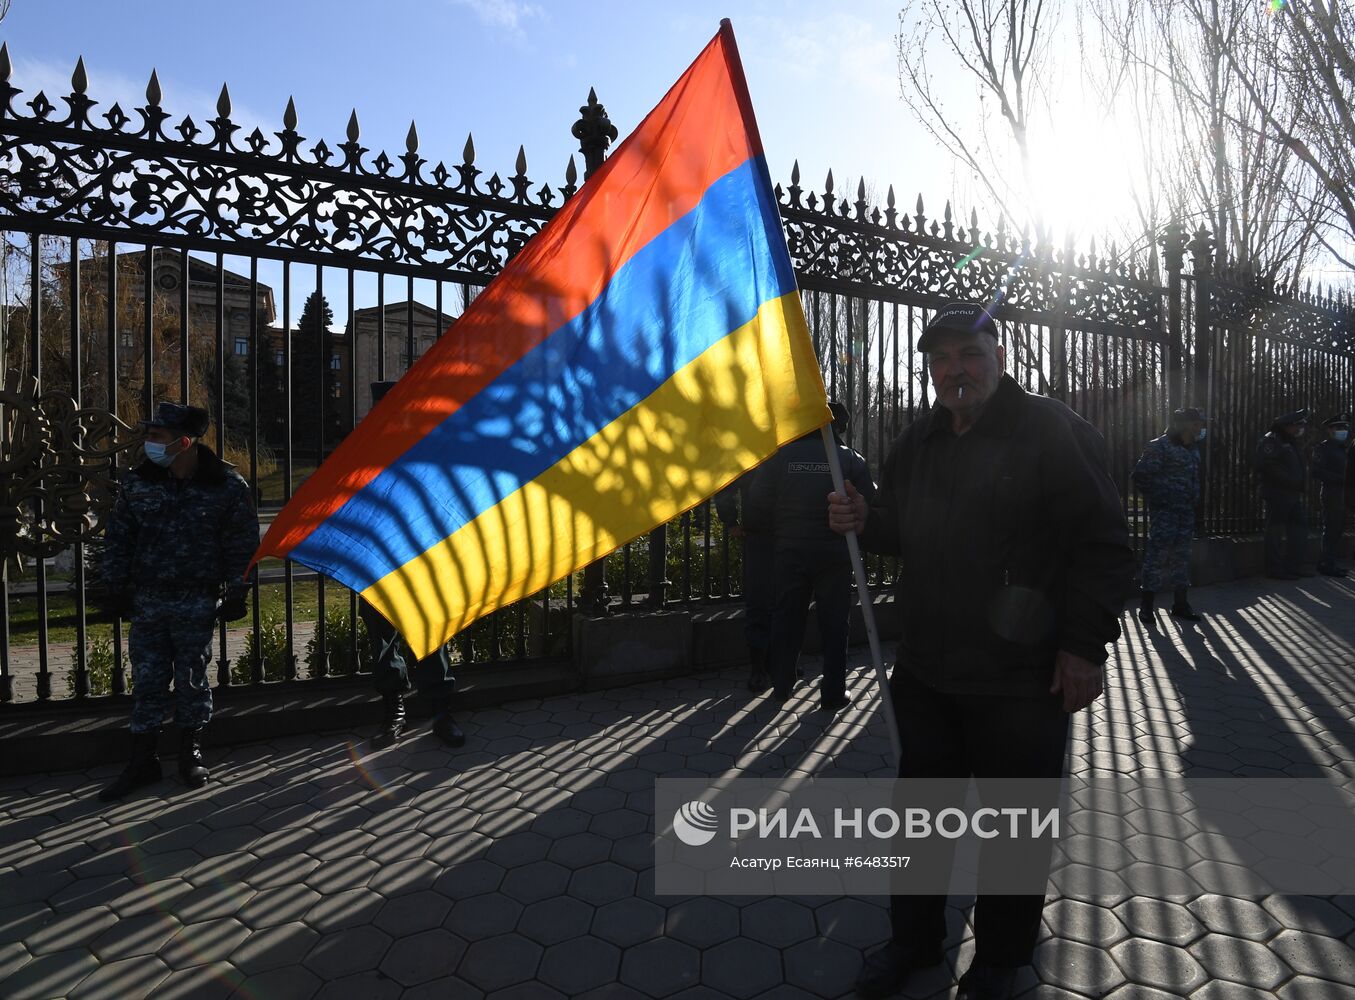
6;578;330;647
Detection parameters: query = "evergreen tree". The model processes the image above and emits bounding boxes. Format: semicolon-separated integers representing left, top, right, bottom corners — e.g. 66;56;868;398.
290;291;337;457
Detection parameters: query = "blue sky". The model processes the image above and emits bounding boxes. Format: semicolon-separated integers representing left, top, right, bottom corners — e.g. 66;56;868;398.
4;0;944;213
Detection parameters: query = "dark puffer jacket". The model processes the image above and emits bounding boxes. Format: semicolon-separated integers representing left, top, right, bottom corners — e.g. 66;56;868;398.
860;375;1133;697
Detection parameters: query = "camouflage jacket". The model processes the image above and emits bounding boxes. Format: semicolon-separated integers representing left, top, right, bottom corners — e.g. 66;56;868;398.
101;444;258;598
1131;432;1200;509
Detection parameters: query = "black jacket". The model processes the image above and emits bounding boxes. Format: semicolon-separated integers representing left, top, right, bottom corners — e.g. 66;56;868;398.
746;430;875;552
1255;427;1306;495
1312;438;1349;508
859;375;1133;697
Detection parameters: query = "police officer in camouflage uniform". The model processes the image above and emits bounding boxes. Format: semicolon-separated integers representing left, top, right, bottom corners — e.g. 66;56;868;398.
1312;413;1350;577
1256;409;1312;580
714;463;775;693
98;403;257;801
1132;407;1206;624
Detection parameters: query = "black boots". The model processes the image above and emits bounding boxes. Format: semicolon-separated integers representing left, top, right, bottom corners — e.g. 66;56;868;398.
1137;589;1155;625
99;729;163;801
377;692;465;748
431;707;467;747
178;727;210;789
376;692;408;746
1170;588;1202;622
746;645;770;693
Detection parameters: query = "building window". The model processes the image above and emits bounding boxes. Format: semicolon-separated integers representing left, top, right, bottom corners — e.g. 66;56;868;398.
330;385;342;398
118;331;133;348
329;353;341;370
234;337;249;356
274;350;284;367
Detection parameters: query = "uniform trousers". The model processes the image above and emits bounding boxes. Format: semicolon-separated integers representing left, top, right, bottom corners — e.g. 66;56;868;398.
1262;490;1307;574
1320;493;1346;570
358;599;457;701
741;532;775;658
1140;504;1194;592
766;543;853;701
888;669;1070;967
128;592;218;734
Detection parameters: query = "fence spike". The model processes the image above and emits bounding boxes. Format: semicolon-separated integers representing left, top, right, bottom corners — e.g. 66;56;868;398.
463;132;476;164
406;120;419;153
857;177;866;200
72;56;88;95
916;193;925;216
346;109;360;142
283;96;298;130
515;144;527;176
216;83;231;119
943;200;952;222
146;69;162;107
791;159;800;185
565;154;577;186
1;43;10;83
824;168;834;196
886;185;895;208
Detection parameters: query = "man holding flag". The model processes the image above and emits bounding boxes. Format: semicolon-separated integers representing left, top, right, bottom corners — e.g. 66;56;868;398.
831;302;1132;999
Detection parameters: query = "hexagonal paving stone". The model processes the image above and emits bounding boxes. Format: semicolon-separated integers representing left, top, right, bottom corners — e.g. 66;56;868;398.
1113;897;1205;946
231;921;322;976
485;831;553;868
1044;898;1129;948
233;964;323;999
1264;896;1355;937
303;886;386;933
782;936;860;998
303;924;394;980
67;955;172;999
702;939;782;998
536;936;622;995
495;856;569;905
620;937;701;998
443;892;526;942
568;862;637;906
1268;928;1355;982
1188;895;1282;941
89;910;182;960
531;808;592;839
144;960;245;999
457;933;544;993
158;915;251;968
305;855;380;894
368;857;441;898
516;895;593;947
583;898;663;952
815;897;890;949
23;904;119;955
665;897;740;949
0;944;96;997
1109;937;1207;993
380;928;468;987
1035;938;1126;997
739;897;817;949
314;970;404;1000
1189;932;1294;990
434;859;510;901
1278;976;1355;999
547;831;615;869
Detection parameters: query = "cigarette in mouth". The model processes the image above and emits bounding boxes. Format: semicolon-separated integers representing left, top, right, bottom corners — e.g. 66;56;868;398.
957;386;965;400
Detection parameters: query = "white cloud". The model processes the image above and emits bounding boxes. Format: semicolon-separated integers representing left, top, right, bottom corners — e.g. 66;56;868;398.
450;0;545;33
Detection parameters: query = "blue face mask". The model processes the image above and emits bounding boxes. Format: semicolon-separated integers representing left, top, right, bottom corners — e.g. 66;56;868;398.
1195;428;1207;442
143;440;177;467
1336;430;1350;443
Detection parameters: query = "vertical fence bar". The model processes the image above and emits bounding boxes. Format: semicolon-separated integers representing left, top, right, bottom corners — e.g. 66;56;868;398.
249;257;262;685
69;239;88;697
314;264;327;679
282;262;295;680
30;235;49;701
214;253;228;684
348;268;359;673
106;240;125;695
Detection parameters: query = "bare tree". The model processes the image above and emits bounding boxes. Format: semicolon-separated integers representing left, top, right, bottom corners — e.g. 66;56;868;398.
897;0;1059;227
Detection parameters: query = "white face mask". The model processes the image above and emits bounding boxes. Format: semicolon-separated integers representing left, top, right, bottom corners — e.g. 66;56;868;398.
143;440;178;467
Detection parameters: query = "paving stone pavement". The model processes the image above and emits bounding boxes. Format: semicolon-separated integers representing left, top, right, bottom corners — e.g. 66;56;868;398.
2;576;1355;999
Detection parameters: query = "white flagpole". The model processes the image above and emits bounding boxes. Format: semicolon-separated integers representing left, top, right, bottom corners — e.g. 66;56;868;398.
820;424;902;771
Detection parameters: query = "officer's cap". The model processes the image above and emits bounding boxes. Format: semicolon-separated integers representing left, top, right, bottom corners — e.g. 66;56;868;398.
827;400;849;435
1323;412;1351;428
370;381;399;405
1276;408;1310;427
1172;406;1207;424
916;301;1001;352
142;402;209;438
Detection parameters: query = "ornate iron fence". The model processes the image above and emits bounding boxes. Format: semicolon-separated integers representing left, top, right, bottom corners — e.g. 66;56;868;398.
1;48;1351;707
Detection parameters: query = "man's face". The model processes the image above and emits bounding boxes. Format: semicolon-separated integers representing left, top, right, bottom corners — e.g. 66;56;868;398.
1285;423;1307;439
927;329;1005;416
1183;420;1206;442
145;426;189;456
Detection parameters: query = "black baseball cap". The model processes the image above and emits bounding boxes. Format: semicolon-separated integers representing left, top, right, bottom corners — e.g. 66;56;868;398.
142;402;209;437
917;301;1001;352
1276;408;1310;427
1323;413;1350;428
1172;407;1207;423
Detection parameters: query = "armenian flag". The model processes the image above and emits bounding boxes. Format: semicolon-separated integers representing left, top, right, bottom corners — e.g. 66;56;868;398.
251;21;829;658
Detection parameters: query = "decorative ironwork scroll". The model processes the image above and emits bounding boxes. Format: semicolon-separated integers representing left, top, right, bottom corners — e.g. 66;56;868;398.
0;368;137;566
0;47;574;282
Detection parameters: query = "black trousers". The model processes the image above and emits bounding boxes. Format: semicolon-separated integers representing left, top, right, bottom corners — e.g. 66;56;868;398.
1263;490;1307;574
1319;493;1346;570
765;544;853;700
358;599;457;701
889;669;1069;967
